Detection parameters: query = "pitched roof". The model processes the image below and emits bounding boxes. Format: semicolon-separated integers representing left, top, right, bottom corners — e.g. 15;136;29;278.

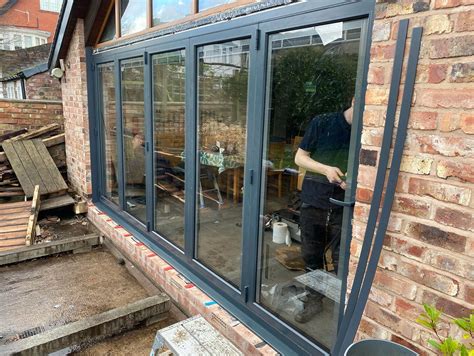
0;43;51;81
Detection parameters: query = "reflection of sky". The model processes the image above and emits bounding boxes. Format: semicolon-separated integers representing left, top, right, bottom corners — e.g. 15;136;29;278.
199;0;234;11
153;0;192;24
121;0;147;36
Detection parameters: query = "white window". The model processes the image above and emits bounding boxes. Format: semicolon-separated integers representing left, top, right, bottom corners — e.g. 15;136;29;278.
40;38;47;45
0;35;3;50
40;0;63;12
24;35;32;48
6;82;15;99
35;37;40;46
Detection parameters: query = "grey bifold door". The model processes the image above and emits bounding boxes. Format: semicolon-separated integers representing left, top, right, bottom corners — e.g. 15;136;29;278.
93;4;371;354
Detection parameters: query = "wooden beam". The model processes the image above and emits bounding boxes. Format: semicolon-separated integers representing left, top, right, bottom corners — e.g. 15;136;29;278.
25;185;41;246
147;0;152;28
115;0;121;38
5;123;60;143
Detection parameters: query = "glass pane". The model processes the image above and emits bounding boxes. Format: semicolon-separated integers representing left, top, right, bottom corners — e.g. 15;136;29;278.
197;39;250;287
98;63;119;204
100;5;116;42
257;21;362;348
152;0;192;26
121;58;146;222
153;50;186;249
199;0;235;11
121;0;147;37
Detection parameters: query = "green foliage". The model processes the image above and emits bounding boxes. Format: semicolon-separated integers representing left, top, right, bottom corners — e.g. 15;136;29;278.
416;303;474;356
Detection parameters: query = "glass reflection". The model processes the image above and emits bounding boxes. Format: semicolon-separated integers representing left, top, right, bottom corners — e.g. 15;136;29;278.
121;0;147;36
98;63;118;204
196;39;250;287
257;21;361;348
121;58;146;222
153;0;192;26
153;50;186;249
199;0;235;11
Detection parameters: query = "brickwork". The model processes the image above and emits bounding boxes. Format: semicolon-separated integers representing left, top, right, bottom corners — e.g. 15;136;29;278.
87;204;277;356
25;72;62;101
351;1;474;354
0;98;63;135
60;19;91;197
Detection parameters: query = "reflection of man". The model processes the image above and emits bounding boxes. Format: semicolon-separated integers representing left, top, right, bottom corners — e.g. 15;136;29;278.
293;101;353;323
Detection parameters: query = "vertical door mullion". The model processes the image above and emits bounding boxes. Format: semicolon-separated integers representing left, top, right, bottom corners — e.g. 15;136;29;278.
184;39;197;260
90;56;103;201
240;25;262;301
144;50;154;232
114;58;126;211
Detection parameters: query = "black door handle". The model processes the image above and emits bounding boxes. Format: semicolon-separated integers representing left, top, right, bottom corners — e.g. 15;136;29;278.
329;198;355;207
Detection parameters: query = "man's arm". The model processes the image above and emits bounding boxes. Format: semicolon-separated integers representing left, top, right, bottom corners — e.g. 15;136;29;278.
295;148;347;190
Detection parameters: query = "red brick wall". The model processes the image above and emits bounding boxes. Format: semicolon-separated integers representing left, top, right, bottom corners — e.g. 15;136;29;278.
0;0;60;41
25;72;62;101
60;19;91;197
0;98;63;136
351;1;473;354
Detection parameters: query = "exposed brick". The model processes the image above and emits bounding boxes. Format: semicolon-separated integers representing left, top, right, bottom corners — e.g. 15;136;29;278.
397;262;459;296
359;318;390;339
438;113;460;132
400;155;433;175
408;111;438;130
453;10;474;32
363;110;385;127
427;251;474;280
368;66;385;84
427;64;448;83
372;22;391;42
359;148;378;166
390;235;427;259
405;222;467;253
429;35;474;59
391;335;425;356
365;88;389;105
416;89;474;109
449;62;474;83
408;177;471;206
460;114;474;134
425;14;453;35
414;135;472;157
392;196;431;218
465;285;474;304
434;0;462;8
437;159;474;183
370;43;396;61
374;271;417;300
434;206;473;231
421;290;470;317
356;187;373;204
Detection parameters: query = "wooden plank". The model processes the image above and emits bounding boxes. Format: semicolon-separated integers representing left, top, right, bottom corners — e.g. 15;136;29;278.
40;194;75;211
2;141;35;196
0;240;25;250
0;218;30;228
26;185;41;245
0;225;28;234
0;191;25;197
42;133;65;147
0;201;30;209
0;133;64;164
15;140;49;194
6;123;60;142
32;139;68;193
0;128;28;143
23;140;60;193
0;213;30;221
0;206;30;215
0;230;28;240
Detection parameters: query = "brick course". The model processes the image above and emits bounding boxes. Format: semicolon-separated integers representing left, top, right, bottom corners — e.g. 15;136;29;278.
0;98;63;136
353;0;474;353
60;19;91;197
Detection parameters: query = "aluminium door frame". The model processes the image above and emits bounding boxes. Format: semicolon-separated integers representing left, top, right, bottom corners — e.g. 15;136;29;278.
87;1;375;354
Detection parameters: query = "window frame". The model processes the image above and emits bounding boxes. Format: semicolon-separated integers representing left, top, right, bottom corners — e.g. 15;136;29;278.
88;1;374;354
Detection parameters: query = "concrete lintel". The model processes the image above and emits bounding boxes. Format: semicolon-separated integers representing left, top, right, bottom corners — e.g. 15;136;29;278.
0;234;100;266
2;295;171;356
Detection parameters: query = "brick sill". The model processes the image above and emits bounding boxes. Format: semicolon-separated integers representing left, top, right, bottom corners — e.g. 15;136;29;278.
87;203;277;355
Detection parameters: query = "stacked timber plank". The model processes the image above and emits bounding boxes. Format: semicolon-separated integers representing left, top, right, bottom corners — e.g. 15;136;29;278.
0;185;40;251
0;124;66;199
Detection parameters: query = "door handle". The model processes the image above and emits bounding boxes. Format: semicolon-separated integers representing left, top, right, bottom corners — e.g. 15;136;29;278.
329;198;355;207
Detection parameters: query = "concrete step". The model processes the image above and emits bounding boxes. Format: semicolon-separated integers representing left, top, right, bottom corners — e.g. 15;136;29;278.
1;294;171;356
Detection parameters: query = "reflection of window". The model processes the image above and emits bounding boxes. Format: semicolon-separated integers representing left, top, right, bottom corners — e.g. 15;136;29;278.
24;36;32;48
152;0;192;26
40;0;63;12
199;0;235;11
13;35;22;49
121;0;147;36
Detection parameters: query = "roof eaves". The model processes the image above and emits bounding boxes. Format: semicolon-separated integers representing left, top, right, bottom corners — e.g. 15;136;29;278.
48;0;75;72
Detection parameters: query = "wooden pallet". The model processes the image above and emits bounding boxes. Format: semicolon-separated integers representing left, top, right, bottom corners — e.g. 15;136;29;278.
2;139;68;198
0;186;41;251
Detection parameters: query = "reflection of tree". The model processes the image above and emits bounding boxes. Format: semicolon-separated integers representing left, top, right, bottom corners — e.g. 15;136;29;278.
270;45;358;140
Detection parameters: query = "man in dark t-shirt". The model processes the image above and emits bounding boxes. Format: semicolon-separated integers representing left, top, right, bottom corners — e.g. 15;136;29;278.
293;103;353;323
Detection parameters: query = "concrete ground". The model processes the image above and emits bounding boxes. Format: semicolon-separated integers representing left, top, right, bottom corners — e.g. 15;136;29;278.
0;248;150;346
